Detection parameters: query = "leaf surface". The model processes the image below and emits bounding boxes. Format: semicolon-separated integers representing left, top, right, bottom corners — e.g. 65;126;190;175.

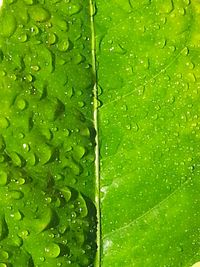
95;0;200;266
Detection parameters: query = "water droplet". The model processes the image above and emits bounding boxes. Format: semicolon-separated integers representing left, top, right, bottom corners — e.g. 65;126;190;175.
160;0;174;13
74;145;85;159
9;190;24;200
1;14;16;37
0;250;9;260
181;46;189;56
187;73;196;83
18;178;26;185
16;98;27;110
58;39;70;52
37;144;53;164
18;33;28;43
125;124;131;130
186;61;194;70
0;171;7;186
30;25;39;36
73;53;85;64
45;197;52;204
10;152;22;167
78;101;85;107
167;96;175;104
22;143;30;152
29;7;50;22
10;73;17;80
45;243;60;258
156;38;166;49
60;187;71;202
57;19;68;31
18;229;29;239
110;43;126;54
48;32;57;45
132;122;139;132
26;152;36;166
178;7;186;15
0;117;9;129
31;65;40;71
11;210;23;221
68;4;82;15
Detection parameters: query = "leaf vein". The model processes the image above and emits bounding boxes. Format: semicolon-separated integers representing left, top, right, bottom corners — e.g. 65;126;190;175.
102;178;190;240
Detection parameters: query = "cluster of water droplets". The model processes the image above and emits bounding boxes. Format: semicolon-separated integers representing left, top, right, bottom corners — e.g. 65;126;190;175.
0;0;96;266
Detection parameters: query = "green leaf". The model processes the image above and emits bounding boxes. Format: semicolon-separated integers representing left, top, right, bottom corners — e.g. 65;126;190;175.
96;0;200;266
0;0;96;266
1;0;200;266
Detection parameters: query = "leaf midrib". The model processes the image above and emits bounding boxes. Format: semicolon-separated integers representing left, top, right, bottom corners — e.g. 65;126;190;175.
89;1;101;267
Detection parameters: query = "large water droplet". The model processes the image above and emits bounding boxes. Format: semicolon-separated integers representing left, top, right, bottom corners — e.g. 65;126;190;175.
29;7;50;22
0;171;7;186
1;14;16;37
45;243;60;258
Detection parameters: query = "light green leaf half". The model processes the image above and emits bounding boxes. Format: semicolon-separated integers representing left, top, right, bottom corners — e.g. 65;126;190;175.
96;0;200;266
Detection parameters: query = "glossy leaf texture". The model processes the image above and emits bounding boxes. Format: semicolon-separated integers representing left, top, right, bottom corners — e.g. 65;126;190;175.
0;0;96;266
96;0;200;266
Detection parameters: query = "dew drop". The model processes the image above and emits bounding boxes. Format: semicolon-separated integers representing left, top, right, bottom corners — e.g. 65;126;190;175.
58;39;70;52
73;53;85;64
29;7;50;22
18;229;29;239
9;190;24;200
1;14;16;37
0;250;9;260
45;243;60;258
57;19;68;31
181;46;189;56
10;152;22;167
187;73;196;83
60;187;71;202
68;4;82;15
48;32;57;45
0;117;9;129
132;122;139;132
0;171;7;186
31;65;40;71
11;210;23;221
74;145;85;159
18;33;28;43
22;143;30;152
17;99;27;110
30;25;39;36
